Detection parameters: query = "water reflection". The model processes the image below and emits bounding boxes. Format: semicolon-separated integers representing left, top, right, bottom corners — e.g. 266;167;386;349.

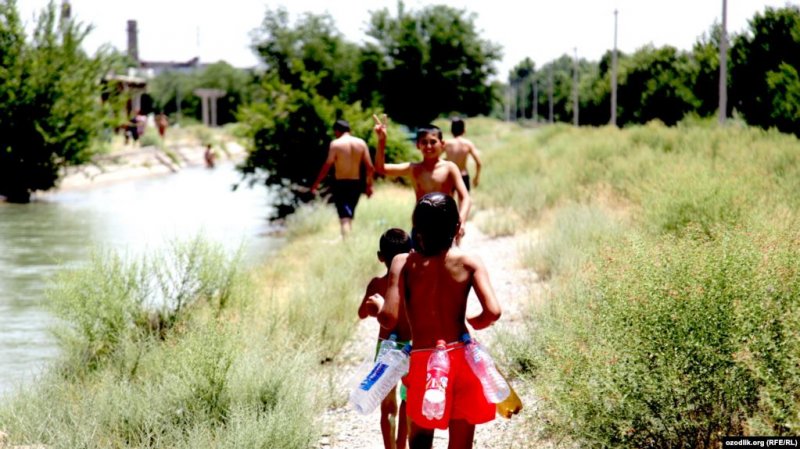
0;162;279;395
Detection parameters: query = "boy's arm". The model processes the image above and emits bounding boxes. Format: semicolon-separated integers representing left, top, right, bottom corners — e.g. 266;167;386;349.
468;142;482;188
310;144;337;194
465;255;502;330
378;253;408;330
358;278;382;319
450;163;471;225
361;143;374;198
373;114;412;177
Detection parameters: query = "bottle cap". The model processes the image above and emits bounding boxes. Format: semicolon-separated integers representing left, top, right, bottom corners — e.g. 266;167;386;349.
401;343;412;354
436;339;446;348
461;333;472;343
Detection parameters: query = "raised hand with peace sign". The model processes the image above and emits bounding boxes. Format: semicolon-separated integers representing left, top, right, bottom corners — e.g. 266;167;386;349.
372;113;388;143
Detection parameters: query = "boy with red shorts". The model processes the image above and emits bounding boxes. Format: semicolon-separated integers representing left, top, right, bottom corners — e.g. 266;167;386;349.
374;192;502;449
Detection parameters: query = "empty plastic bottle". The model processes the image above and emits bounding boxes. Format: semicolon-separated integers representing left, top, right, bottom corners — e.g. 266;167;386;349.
376;333;400;362
422;340;450;420
462;333;510;403
350;343;411;415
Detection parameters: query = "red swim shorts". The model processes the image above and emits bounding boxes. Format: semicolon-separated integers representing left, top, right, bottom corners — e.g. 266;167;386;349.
403;346;496;430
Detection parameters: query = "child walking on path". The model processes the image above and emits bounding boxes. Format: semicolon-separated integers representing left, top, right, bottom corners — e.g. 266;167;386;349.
444;118;482;192
358;228;413;449
311;119;375;238
375;192;502;449
372;115;471;242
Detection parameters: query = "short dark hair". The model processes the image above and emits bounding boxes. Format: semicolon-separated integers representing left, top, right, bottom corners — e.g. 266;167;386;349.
412;192;460;256
333;119;350;133
416;124;442;142
379;228;412;267
450;117;465;136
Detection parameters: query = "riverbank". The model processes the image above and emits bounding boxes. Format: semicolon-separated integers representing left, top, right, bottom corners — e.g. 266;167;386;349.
55;138;247;193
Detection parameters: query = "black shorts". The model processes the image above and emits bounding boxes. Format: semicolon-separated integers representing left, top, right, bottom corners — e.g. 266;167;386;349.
333;179;362;219
462;174;471;192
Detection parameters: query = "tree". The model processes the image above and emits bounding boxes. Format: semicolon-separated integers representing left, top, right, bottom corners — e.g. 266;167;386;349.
0;0;117;202
731;5;800;136
366;2;501;126
148;62;255;125
617;45;699;126
252;8;361;102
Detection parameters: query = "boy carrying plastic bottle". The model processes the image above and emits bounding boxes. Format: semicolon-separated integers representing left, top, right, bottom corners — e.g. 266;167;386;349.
359;228;413;449
374;192;502;449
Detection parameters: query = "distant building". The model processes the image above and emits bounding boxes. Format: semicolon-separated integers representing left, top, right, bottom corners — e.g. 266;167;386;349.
127;19;202;77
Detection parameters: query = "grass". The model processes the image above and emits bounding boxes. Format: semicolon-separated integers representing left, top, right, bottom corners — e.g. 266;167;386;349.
466;118;800;447
3;116;799;447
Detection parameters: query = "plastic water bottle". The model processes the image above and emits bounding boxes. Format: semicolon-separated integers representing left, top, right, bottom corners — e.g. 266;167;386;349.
350;343;411;415
376;333;399;362
422;340;450;420
496;371;523;418
462;333;510;403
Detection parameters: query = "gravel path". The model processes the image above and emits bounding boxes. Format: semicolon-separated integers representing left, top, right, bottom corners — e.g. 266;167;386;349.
316;218;553;448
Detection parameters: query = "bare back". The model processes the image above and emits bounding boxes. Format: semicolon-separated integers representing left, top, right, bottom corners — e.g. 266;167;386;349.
330;134;369;180
444;137;476;175
399;249;474;349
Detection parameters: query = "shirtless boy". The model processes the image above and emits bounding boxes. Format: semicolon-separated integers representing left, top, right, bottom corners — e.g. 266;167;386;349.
310;119;374;237
372;115;471;238
359;228;413;449
444;118;482;191
374;192;502;449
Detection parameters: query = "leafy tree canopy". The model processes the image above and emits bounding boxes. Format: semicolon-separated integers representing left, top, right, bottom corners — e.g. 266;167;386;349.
0;0;118;202
366;2;501;125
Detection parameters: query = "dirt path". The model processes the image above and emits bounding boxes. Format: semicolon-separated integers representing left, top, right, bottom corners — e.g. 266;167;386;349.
317;218;551;448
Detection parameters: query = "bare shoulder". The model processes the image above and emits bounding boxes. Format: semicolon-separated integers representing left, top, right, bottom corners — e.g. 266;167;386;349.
448;247;483;270
364;276;385;296
353;135;368;150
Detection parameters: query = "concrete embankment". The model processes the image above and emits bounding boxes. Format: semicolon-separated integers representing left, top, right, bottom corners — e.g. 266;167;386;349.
57;141;246;192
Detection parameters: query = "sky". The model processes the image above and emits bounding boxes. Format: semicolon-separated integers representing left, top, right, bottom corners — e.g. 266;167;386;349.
18;0;795;78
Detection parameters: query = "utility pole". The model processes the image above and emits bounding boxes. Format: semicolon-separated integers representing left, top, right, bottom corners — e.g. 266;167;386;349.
548;66;554;123
533;76;539;123
719;0;728;125
505;86;512;122
573;47;579;127
611;9;619;126
510;83;517;121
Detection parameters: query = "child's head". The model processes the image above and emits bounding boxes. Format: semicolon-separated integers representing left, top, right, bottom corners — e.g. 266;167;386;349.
412;192;460;256
378;228;412;269
450;117;465;137
415;124;444;159
333;119;351;136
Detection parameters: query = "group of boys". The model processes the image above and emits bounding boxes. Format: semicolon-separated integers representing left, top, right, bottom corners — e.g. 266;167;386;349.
311;116;500;449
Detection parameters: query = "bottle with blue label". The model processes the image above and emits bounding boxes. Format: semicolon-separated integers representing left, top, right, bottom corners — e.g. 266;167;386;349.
350;343;411;414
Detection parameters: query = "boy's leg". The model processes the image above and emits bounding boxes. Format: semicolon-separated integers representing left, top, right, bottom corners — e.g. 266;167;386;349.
397;400;408;449
380;386;399;449
408;422;434;449
447;419;475;449
339;218;352;238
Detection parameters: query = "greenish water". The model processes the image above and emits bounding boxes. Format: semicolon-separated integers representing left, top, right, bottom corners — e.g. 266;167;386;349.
0;162;280;395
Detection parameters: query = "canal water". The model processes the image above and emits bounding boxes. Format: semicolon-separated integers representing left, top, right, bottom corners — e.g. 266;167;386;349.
0;162;280;395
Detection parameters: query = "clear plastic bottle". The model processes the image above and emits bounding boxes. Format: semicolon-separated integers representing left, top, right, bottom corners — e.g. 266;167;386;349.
376;333;399;362
462;333;510;403
422;340;450;420
350;343;411;415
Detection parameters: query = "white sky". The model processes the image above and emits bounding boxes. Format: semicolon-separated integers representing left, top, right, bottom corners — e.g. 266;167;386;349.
18;0;795;78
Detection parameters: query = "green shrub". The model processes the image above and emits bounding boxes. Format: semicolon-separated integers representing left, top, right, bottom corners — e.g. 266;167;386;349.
519;227;800;448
